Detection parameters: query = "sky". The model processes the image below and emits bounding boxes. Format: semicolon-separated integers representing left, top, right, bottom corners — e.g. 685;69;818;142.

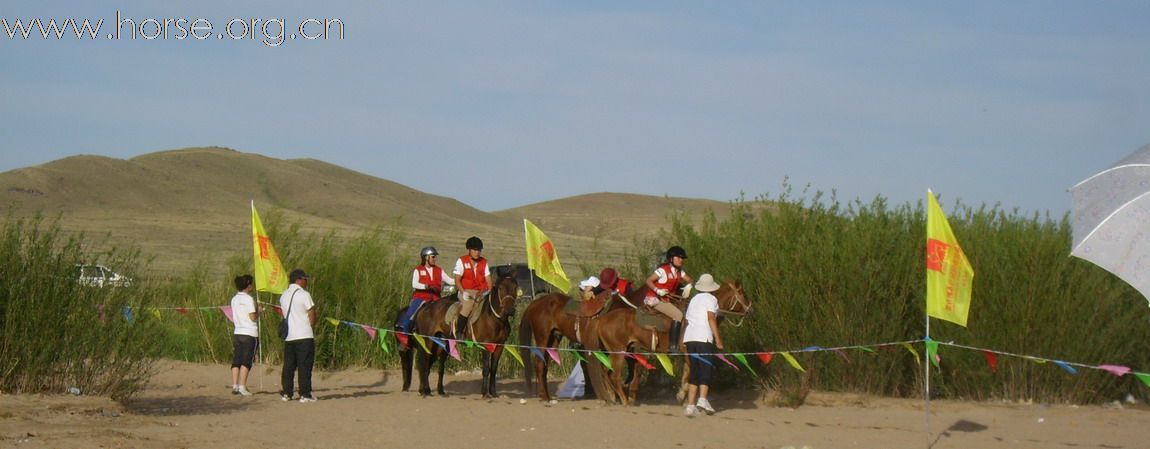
2;1;1148;215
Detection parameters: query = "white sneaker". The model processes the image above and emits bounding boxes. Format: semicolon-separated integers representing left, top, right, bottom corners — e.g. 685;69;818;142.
684;405;698;417
236;386;253;397
696;398;715;415
280;394;291;402
299;395;317;403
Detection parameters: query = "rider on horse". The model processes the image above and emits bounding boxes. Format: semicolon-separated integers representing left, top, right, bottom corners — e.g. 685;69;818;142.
453;236;492;339
397;246;455;339
595;267;633;297
644;246;695;352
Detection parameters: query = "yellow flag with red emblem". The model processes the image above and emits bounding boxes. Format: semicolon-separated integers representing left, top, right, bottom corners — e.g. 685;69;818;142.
252;201;289;294
524;219;571;292
926;190;974;327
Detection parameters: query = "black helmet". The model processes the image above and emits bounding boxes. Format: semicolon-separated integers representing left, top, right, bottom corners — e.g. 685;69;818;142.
666;246;687;260
466;236;484;250
420;246;439;258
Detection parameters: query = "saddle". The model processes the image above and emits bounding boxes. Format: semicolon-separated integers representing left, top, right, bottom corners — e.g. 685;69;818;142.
445;296;486;328
634;306;671;333
563;292;609;318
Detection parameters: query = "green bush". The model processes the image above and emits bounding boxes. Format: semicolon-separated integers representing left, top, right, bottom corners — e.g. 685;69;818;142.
0;215;161;401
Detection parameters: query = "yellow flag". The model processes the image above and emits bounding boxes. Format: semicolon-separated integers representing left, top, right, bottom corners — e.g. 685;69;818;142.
926;191;975;327
252;202;289;294
780;352;806;372
524;219;571;292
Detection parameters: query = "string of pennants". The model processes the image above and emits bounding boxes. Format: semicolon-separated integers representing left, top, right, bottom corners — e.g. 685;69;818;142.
116;303;1150;387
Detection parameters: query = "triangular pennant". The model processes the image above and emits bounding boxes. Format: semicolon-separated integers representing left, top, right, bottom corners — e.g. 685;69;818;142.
732;354;757;377
1054;361;1077;375
505;346;525;367
483;343;497;353
982;350;998;373
858;347;876;354
219;306;234;323
629;353;655;370
573;350;589;364
325;317;340;326
149;308;161;321
379;332;391;354
592;351;615;371
715;354;739;370
690;354;715;366
901;343;921;362
176;307;189;315
547;348;562;365
756;353;774;366
530;348;546;362
654;353;673;375
780;352;806;372
360;324;377;340
1098;365;1131;377
122;306;134;323
429;336;447;350
414;335;431;354
1135;372;1150;388
925;339;940;368
831;348;852;364
448;340;461;361
395;331;409;348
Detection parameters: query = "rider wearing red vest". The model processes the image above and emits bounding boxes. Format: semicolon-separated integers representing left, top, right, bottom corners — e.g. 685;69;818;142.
452;236;491;339
596;267;633;297
397;247;455;339
645;246;695;352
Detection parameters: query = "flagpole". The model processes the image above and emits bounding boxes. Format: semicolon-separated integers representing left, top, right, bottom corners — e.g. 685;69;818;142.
924;189;932;448
524;220;539;297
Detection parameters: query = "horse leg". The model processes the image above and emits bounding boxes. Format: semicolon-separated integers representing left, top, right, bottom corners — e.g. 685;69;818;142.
436;349;448;396
535;332;557;402
480;350;492;398
417;348;432;397
579;360;597;399
489;347;503;398
400;344;413;392
625;357;641;404
677;358;692;403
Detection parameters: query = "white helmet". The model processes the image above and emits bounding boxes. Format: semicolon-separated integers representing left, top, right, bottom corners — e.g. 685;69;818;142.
420;246;439;258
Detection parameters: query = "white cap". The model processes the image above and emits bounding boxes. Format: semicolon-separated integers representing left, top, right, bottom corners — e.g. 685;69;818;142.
579;276;600;289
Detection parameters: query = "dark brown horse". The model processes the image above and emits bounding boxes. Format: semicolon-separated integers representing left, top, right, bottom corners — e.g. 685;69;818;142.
518;285;650;401
583;280;752;406
394;272;518;397
464;273;519;398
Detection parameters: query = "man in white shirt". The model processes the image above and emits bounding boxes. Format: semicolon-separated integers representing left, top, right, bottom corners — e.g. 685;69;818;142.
682;273;724;417
230;275;259;396
279;268;318;402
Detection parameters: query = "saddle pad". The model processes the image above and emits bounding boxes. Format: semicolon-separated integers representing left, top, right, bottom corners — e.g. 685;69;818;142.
635;309;670;332
444;297;487;327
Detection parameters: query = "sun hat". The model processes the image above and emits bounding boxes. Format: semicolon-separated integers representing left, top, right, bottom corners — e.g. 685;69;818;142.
598;268;618;288
695;273;720;292
579;276;600;289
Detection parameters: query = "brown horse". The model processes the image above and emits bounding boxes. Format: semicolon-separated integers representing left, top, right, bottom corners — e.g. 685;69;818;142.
465;273;519;398
394;272;518;397
518;285;650;401
583;280;752;406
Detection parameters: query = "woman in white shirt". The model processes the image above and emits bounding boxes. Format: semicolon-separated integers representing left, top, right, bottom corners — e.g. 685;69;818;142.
682;273;724;417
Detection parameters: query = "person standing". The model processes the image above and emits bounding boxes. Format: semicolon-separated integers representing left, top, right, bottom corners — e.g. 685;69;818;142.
452;236;491;339
280;268;318;403
682;273;724;417
230;274;259;396
644;246;695;352
397;246;455;337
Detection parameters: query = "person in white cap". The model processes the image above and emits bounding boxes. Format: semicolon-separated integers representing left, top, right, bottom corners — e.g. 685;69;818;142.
578;276;600;301
682;273;723;417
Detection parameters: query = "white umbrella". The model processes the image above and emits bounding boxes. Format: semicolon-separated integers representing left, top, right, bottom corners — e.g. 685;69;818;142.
1070;143;1150;304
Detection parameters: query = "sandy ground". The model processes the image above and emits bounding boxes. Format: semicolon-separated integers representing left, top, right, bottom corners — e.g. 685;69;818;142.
2;360;1148;449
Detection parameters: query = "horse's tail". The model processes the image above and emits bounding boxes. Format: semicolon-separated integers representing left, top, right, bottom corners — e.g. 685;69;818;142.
518;306;535;392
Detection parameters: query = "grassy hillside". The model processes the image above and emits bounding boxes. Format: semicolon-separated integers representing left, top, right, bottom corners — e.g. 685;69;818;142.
0;147;730;277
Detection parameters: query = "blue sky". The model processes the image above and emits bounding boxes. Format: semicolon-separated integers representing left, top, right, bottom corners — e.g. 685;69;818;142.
2;1;1148;214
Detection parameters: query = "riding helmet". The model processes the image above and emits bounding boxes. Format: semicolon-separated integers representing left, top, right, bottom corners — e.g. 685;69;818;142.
420;246;439;258
666;246;688;260
466;236;484;250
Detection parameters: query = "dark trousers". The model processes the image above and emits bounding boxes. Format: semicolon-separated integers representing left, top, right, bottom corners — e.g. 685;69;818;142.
686;341;716;387
282;338;315;398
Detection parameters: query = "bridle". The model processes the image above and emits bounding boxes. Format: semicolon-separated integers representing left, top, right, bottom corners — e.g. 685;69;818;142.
488;279;516;320
717;282;752;327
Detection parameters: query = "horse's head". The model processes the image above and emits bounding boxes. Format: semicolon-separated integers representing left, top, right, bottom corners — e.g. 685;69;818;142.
490;271;519;319
714;279;752;318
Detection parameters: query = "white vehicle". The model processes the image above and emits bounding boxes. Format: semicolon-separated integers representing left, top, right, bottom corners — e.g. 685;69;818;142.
76;264;133;288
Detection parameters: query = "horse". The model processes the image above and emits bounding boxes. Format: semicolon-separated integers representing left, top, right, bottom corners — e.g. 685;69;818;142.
583;279;752;406
393;272;518;397
518;285;649;402
465;273;519;398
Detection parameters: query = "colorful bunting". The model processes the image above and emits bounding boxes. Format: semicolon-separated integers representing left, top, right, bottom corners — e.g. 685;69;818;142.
858;347;876;354
831;349;852;364
1054;361;1077;375
573;350;589;364
982;351;998;374
149;308;162;321
483;343;497;354
715;354;739;371
448;340;461;361
325;317;340;326
121;306;133;323
547;348;562;365
219;306;235;323
414;335;431;354
592;351;614;371
655;353;674;375
1135;373;1150;388
690;354;715;366
395;332;409;348
176;307;189;315
732;353;758;377
1098;365;1131;377
629;353;655;370
757;353;774;366
530;348;546;362
505;346;525;366
360;324;377;340
925;339;940;368
901;343;921;362
429;337;447;350
379;331;391;354
780;352;806;372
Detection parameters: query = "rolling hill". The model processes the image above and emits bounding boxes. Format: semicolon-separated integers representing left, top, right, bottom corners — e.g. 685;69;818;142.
0;147;737;277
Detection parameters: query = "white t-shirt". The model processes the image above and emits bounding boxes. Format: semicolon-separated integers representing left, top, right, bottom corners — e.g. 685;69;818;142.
279;283;315;341
230;291;258;337
683;292;719;344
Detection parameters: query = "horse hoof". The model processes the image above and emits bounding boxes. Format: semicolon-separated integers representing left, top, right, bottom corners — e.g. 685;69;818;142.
437;391;448;397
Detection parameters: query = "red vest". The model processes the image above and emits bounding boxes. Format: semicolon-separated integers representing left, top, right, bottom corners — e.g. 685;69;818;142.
646;264;681;301
413;265;444;301
457;256;489;291
614;279;632;295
